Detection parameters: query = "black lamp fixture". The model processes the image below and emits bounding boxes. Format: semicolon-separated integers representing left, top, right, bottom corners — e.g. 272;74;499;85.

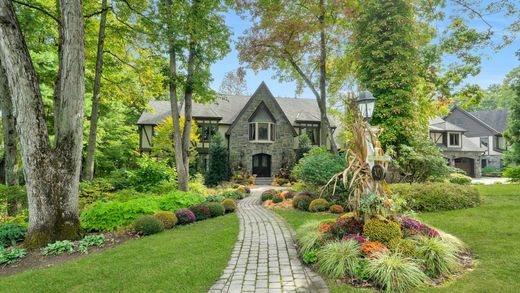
356;90;376;120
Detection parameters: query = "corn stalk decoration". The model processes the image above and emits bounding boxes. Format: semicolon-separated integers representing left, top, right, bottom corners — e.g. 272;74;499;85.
320;99;392;219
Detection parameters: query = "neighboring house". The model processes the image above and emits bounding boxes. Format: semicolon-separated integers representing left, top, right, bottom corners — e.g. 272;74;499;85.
429;106;509;177
137;82;336;179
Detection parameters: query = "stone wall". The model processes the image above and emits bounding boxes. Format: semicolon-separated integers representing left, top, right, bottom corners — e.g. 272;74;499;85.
228;84;296;177
444;151;482;178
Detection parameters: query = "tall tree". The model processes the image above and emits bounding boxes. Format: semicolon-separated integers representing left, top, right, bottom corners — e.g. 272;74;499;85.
235;0;353;154
0;60;19;215
219;67;247;95
0;0;85;247
504;66;520;165
148;0;230;191
83;0;109;181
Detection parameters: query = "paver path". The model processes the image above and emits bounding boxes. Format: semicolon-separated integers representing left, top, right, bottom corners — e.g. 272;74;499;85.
209;187;329;293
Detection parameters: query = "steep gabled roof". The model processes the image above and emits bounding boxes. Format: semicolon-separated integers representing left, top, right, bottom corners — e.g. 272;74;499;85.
470;109;508;133
450;106;501;135
429;116;466;132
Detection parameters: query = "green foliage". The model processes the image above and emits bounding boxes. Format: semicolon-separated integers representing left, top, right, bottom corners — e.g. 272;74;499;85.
391;139;452;182
503;166;520;182
414;236;461;277
188;174;211;196
0;246;27;265
0;223;26;247
292;195;312;211
292;147;346;187
365;252;428;293
296;133;312;160
158;191;205;213
359;192;386;216
79;178;116;208
261;189;277;201
221;199;237;213
131;155;177;192
504;73;520;165
308;198;329;212
151;116;199;161
205;133;230;186
302;249;317;264
391;183;480;212
42;240;75;256
133;215;165;236
154;211;178;229
220;191;243;200
448;173;472;185
205;203;225;218
272;194;284;203
363;219;402;245
190;204;211;221
387;238;416;258
78;235;105;254
296;221;326;255
0;185;27;215
316;240;361;278
205;195;225;203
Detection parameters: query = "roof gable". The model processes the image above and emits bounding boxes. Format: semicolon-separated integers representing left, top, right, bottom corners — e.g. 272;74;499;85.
226;82;297;136
445;106;500;137
469;109;508;133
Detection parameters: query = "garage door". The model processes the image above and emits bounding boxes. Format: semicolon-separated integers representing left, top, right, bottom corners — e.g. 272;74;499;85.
454;157;475;177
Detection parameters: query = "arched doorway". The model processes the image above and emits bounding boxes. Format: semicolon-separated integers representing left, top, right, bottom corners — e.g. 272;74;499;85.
252;153;271;178
454;157;475;177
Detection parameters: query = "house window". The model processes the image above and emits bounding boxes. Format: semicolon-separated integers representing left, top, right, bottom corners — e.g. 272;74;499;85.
297;123;320;145
495;135;507;151
481;159;487;168
249;122;275;142
199;124;217;142
448;132;461;147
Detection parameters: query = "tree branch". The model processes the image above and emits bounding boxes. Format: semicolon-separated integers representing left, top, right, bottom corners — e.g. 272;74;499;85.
103;50;137;70
450;0;492;30
84;6;112;19
12;0;60;25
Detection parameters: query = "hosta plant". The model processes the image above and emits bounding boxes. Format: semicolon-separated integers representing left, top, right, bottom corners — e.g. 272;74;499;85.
42;240;75;256
0;246;27;265
79;235;105;254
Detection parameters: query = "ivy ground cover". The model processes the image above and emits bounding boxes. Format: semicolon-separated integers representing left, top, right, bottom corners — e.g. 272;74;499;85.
0;214;239;293
276;184;520;292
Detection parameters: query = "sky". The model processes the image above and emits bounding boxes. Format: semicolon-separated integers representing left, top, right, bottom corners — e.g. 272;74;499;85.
209;5;520;99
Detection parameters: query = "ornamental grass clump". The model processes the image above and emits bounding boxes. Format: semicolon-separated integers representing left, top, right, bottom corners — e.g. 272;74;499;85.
296;220;326;255
414;235;461;277
176;209;196;225
365;252;428;293
363;219;402;245
190;204;212;221
206;202;225;217
316;240;361;278
154;211;178;229
133;215;165;235
222;199;237;213
309;198;329;212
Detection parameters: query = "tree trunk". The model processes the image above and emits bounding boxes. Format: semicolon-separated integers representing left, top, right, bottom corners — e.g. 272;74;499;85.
180;40;196;190
83;0;109;181
0;0;85;247
0;60;20;216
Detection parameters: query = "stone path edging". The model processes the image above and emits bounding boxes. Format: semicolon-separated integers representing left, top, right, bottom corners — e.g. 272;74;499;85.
209;187;329;293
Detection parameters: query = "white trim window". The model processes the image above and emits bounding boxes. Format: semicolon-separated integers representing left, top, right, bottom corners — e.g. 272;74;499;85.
448;132;461;147
249;122;275;143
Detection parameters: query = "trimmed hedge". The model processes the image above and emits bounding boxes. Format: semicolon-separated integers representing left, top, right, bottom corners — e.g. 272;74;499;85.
133;216;164;235
206;203;225;217
222;199;237;213
390;183;480;212
309;198;329;212
154;211;178;229
293;195;312;211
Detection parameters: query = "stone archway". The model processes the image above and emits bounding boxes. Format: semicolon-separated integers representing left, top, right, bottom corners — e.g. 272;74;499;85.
252;153;271;178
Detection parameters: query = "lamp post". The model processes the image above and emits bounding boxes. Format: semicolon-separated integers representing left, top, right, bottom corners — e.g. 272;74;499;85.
356;90;376;121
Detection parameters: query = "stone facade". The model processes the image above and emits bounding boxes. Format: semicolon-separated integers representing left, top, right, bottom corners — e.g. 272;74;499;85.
227;83;296;177
444;151;482;178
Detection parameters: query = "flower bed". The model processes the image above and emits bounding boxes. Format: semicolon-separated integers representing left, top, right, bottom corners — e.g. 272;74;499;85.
295;213;472;292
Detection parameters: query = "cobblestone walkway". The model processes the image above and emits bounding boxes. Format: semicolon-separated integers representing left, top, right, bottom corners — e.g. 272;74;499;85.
209;187;329;293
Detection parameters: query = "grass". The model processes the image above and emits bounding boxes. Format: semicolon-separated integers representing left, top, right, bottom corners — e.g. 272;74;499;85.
276;184;520;293
0;214;239;293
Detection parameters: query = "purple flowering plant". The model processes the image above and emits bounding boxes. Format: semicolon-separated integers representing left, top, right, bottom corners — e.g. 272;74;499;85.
342;234;366;244
176;209;196;224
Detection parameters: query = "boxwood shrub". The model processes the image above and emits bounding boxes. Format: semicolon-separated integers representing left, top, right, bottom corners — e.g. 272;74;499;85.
133;215;164;235
390;183;480;212
309;198;329;212
206;203;225;217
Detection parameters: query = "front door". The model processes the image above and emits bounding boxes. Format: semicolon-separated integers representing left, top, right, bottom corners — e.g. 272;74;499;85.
252;153;271;177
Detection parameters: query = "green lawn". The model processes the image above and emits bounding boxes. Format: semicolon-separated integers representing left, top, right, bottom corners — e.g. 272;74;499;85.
0;214;239;293
276;184;520;293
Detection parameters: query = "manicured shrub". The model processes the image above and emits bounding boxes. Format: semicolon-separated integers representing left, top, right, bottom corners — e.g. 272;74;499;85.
261;189;277;202
343;234;366;244
0;247;27;265
504;166;520;182
330;217;364;239
316;240;361;278
280;190;294;199
309;198;329;212
363;219;402;245
190;204;212;221
154;211;178;229
292;195;312;211
448;173;472;185
133;215;164;235
390;183;480;212
176;209;197;225
387;238;416;257
329;204;344;214
221;199;237;213
365;252;428;292
78;235;105;254
0;223;26;247
206;203;225;217
42;240;75;256
361;241;389;256
272;194;284;203
414;236;460;277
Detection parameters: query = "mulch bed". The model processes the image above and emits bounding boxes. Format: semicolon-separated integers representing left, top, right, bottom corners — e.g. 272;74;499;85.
1;232;138;277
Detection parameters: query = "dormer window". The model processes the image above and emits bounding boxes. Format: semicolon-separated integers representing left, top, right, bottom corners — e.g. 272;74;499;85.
448;132;461;147
248;102;276;143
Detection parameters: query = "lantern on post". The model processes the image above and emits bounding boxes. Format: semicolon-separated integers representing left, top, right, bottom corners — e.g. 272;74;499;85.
356;90;376;121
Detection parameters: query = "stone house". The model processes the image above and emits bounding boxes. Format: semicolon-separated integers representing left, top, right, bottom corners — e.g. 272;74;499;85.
137;82;336;181
429;106;509;177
